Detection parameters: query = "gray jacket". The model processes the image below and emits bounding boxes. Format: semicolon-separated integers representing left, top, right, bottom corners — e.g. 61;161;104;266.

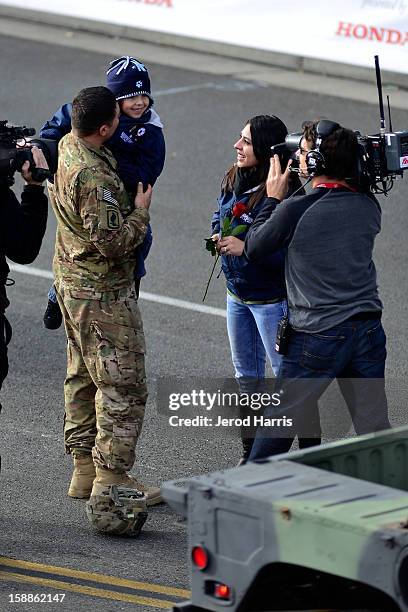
244;186;382;333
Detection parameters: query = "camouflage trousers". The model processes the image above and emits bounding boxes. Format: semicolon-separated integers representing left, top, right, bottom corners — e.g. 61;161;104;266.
55;281;148;473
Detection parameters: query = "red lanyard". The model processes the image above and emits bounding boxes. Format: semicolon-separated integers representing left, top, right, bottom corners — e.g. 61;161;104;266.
315;182;357;192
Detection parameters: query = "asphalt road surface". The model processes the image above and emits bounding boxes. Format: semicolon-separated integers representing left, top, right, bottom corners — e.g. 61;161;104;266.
0;29;408;612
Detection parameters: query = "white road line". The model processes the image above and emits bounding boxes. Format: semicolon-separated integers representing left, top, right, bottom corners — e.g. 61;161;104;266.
139;290;226;317
9;263;53;280
155;83;215;96
8;263;227;318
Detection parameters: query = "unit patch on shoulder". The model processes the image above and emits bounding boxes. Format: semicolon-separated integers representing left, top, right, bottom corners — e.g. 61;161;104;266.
98;188;122;230
106;205;121;230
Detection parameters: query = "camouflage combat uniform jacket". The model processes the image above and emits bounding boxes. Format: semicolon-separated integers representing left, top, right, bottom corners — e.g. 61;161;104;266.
52;132;149;291
52;132;150;470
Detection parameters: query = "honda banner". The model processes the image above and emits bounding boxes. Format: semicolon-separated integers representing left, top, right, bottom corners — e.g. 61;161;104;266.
2;0;408;74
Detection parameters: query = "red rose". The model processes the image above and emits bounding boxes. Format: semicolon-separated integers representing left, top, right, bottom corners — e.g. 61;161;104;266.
232;202;247;218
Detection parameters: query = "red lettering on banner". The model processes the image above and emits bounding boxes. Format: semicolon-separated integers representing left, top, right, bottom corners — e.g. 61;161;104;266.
402;157;408;167
369;27;385;42
336;22;353;37
116;0;173;6
354;24;368;39
145;0;173;5
336;21;407;45
386;29;402;44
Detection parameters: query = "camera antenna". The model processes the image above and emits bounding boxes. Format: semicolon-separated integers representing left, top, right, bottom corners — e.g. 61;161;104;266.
374;55;389;189
387;95;393;132
375;55;386;135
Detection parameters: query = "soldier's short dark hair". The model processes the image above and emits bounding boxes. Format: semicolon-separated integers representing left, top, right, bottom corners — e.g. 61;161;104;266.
72;86;118;137
302;120;359;180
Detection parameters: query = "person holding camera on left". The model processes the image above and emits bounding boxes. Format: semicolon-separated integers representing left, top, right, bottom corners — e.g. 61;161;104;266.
0;145;49;389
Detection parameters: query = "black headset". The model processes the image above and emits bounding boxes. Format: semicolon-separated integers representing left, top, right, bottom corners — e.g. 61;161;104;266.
306;120;340;176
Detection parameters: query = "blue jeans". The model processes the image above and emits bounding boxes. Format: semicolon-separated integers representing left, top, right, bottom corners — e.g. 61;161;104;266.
249;316;390;460
48;284;57;303
227;293;286;379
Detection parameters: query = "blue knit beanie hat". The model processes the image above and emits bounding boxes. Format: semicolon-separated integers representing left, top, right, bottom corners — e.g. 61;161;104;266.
106;56;153;104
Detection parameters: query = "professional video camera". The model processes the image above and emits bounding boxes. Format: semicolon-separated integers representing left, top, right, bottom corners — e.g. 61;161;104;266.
0;120;58;186
272;56;408;195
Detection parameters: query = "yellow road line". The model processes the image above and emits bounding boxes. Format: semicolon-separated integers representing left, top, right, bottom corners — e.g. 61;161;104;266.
0;557;190;598
0;571;177;609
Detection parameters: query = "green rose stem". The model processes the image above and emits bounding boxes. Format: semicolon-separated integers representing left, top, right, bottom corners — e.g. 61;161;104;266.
202;252;220;302
202;221;246;302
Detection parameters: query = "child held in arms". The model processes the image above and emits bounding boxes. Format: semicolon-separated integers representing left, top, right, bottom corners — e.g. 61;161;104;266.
41;55;165;328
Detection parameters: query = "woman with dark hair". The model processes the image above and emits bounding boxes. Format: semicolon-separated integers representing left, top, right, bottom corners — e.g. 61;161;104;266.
211;115;318;462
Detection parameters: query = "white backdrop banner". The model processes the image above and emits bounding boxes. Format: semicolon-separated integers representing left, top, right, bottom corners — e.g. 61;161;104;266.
2;0;408;74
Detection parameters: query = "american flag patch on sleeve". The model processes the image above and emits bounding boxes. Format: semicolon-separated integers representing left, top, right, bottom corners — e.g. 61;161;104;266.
98;187;122;230
102;189;119;207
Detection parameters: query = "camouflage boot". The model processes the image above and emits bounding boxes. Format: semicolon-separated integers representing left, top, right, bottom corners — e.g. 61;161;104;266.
92;467;162;507
68;455;96;499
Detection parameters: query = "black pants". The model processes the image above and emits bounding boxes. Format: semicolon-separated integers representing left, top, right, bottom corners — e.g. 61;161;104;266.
0;314;12;390
249;317;389;460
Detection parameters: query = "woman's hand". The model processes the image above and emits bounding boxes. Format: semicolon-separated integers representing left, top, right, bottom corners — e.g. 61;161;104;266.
218;236;245;256
266;154;292;200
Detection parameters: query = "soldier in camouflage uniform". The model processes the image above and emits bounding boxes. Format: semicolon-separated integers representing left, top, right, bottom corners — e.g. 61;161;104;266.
51;86;161;505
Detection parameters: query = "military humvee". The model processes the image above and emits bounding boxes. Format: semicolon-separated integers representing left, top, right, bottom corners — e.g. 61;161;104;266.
163;426;408;611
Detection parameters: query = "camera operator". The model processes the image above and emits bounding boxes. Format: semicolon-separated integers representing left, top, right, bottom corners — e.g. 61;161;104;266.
0;146;48;389
219;120;391;459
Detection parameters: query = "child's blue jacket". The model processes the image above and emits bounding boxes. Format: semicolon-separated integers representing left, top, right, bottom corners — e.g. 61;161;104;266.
40;104;166;278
